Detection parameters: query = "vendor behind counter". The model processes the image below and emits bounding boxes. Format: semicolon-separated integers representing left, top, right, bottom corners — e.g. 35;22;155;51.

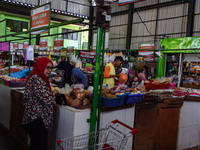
57;61;88;89
103;56;124;88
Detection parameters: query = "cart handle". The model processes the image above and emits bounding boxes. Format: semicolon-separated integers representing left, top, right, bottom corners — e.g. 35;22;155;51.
111;119;138;135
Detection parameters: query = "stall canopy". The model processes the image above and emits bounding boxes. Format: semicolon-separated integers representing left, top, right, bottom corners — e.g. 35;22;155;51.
158;36;200;77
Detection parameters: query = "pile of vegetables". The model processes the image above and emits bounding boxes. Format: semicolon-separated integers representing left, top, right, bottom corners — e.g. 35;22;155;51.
101;85;131;98
0;75;21;81
65;89;92;107
110;85;130;94
172;91;190;97
102;89;117;98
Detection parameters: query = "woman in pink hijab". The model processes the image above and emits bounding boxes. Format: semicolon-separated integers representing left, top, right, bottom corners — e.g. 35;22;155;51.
138;73;147;82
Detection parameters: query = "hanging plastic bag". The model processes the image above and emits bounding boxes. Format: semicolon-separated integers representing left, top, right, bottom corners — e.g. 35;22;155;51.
137;80;146;92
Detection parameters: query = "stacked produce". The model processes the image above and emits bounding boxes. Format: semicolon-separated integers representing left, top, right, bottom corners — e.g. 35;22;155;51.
0;75;24;82
0;67;9;75
145;89;173;101
129;88;143;95
110;85;130;95
65;89;92;107
0;62;5;69
0;75;26;87
151;78;171;84
172;91;190;97
0;66;29;75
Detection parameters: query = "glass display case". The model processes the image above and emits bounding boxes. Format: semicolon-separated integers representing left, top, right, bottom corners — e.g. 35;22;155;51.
181;54;200;89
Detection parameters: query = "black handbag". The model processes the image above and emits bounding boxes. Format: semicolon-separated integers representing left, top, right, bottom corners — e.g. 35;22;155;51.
55;94;67;105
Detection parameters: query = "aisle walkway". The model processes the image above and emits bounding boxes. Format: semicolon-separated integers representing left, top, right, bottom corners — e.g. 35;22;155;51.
0;129;21;150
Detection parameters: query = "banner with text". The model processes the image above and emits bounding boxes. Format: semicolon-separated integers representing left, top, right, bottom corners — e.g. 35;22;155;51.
31;3;50;35
39;39;48;51
139;43;154;61
54;37;63;50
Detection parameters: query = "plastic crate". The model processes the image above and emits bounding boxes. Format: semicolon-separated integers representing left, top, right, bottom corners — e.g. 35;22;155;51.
102;96;125;108
125;94;144;104
144;83;171;90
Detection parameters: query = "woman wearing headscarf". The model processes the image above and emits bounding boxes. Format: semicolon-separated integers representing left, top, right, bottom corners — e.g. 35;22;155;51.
57;60;73;88
57;61;88;89
138;72;147;82
23;57;58;150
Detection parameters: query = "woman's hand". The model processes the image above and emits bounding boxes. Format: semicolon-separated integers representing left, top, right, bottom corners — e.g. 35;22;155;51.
53;89;59;96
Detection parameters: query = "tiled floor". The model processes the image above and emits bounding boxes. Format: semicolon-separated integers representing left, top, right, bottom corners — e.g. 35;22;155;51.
0;129;21;150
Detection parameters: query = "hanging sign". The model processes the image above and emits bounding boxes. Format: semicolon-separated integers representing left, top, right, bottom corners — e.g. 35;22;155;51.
18;43;23;49
80;51;91;58
139;43;154;61
39;39;48;50
17;43;24;55
54;37;63;50
54;49;60;55
79;50;99;59
23;42;29;49
67;47;74;56
90;50;96;58
10;42;14;54
118;0;143;6
31;3;50;35
13;43;18;50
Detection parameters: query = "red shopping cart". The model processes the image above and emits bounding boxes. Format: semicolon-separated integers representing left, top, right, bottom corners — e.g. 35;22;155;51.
57;119;138;150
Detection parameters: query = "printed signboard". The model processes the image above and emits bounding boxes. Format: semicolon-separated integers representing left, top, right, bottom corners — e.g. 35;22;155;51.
139;43;154;61
54;37;63;50
23;42;29;49
31;3;50;35
39;39;48;50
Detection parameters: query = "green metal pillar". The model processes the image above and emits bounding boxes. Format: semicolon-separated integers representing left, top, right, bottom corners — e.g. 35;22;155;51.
97;29;106;131
157;52;165;77
89;27;103;145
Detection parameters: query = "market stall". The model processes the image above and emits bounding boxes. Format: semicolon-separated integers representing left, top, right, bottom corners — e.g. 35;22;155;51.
158;36;200;89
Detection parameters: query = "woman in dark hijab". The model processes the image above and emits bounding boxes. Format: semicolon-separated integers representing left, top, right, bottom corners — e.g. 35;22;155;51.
57;61;74;88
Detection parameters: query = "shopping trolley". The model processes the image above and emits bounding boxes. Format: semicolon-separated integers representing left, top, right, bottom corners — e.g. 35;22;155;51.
57;119;138;150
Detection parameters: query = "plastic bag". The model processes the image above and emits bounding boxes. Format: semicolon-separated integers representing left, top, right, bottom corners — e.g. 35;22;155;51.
87;86;94;93
75;60;82;69
137;80;146;92
70;54;78;64
64;83;71;94
104;53;109;65
71;84;84;90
